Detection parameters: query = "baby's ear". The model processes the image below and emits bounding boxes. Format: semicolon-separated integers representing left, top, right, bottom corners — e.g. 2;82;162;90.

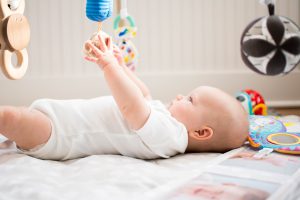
189;126;213;141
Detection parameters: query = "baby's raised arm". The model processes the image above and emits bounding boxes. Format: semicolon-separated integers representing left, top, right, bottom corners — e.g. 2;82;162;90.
112;45;152;100
85;35;150;130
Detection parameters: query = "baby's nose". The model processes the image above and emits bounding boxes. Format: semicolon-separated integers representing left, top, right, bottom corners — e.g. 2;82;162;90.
176;95;184;100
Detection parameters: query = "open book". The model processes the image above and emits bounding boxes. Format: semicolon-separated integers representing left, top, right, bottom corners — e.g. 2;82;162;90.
159;116;300;200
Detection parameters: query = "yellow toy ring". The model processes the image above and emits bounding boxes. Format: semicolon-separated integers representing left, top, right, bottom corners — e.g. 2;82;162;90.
253;103;268;115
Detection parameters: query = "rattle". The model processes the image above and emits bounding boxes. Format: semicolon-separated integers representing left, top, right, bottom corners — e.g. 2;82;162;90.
84;31;111;59
248;115;300;155
84;0;113;57
114;0;138;71
0;0;30;80
236;89;268;115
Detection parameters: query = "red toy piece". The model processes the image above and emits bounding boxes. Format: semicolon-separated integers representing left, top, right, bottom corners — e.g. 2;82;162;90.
244;89;267;115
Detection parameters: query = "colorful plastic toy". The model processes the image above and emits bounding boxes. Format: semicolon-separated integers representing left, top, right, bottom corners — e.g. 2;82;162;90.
241;0;300;76
113;0;138;71
84;0;113;60
236;89;267;115
248;115;300;155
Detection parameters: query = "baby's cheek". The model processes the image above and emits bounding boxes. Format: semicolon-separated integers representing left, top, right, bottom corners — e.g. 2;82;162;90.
176;107;191;122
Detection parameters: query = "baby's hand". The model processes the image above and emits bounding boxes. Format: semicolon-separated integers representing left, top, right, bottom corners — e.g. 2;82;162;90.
112;44;126;67
84;34;119;70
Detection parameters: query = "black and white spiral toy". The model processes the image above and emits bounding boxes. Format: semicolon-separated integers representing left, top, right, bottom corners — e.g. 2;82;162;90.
241;0;300;76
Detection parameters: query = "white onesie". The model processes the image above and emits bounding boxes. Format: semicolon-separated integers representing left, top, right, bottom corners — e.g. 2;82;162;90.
20;96;188;160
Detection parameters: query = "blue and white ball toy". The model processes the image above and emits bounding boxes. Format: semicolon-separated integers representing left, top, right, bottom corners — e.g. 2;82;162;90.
86;0;113;22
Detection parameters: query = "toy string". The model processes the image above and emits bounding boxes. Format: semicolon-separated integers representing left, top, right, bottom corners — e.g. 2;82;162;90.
268;4;275;15
98;22;102;32
259;0;276;15
120;0;128;19
259;0;276;5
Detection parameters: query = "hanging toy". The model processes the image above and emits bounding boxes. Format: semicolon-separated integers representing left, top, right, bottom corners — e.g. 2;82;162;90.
113;0;138;71
0;0;30;80
248;115;300;155
84;0;113;58
241;0;300;76
84;31;111;59
236;89;268;115
86;0;113;23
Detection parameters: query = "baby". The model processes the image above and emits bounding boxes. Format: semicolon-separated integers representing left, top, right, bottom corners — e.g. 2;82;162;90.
0;33;249;160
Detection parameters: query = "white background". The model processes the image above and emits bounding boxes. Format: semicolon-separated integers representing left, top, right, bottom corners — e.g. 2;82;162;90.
0;0;299;106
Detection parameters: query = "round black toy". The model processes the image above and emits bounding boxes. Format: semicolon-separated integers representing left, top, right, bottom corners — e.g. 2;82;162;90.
241;0;300;76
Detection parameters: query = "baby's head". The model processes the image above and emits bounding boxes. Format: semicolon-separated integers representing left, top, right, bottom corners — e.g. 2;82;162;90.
168;86;249;153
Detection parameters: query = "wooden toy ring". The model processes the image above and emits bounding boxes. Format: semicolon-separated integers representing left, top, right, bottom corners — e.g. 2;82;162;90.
0;0;30;80
0;48;28;79
84;31;111;59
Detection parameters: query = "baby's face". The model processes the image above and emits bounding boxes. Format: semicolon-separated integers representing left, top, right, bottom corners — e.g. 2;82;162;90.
168;87;212;131
168;86;235;131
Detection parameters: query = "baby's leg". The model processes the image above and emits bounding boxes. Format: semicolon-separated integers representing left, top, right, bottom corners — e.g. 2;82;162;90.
0;106;51;150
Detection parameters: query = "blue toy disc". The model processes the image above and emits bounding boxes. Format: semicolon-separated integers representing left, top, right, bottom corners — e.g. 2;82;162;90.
249;115;286;134
248;115;300;154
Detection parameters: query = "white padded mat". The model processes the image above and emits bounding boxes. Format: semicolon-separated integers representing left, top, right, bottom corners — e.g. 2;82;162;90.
0;115;299;200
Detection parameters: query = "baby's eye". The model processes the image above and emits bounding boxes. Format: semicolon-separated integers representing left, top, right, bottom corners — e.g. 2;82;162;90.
189;96;193;103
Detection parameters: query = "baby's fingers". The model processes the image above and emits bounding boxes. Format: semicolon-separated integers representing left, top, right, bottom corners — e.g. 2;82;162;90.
114;52;122;60
113;49;121;55
113;44;121;52
84;56;98;63
106;37;113;51
97;34;108;52
86;41;103;58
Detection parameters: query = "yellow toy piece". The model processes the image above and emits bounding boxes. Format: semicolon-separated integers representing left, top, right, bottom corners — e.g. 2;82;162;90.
252;103;268;116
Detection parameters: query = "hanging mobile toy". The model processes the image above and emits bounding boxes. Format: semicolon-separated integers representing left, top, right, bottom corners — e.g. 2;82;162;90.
113;0;138;71
86;0;113;23
0;0;30;80
84;0;113;58
248;115;300;155
241;0;300;76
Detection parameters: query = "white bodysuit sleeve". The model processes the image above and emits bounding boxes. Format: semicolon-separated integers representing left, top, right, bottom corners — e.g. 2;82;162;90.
135;101;188;158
